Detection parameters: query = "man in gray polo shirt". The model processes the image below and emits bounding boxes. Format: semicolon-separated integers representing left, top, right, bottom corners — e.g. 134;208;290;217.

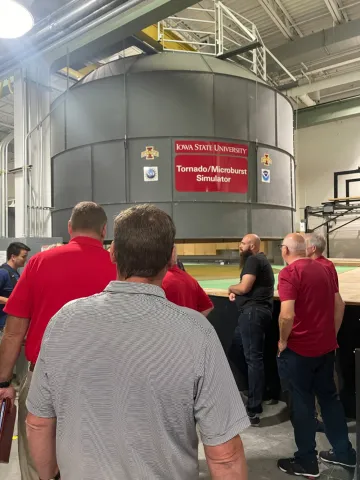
25;205;249;480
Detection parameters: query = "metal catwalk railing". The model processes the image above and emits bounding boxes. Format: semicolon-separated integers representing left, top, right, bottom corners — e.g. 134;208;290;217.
158;0;295;86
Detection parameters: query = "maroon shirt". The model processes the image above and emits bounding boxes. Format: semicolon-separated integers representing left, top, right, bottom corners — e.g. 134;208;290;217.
278;258;338;357
315;255;339;288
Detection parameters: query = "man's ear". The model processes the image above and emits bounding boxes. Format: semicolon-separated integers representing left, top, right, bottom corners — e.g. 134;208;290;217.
168;245;176;267
68;220;72;237
101;224;107;241
109;242;116;264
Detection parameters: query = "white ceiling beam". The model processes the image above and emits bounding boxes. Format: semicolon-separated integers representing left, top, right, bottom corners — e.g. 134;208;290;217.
273;0;303;37
258;0;301;40
286;70;360;97
323;0;347;24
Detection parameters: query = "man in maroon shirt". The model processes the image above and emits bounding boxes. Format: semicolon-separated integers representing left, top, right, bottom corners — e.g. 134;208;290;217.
0;201;117;480
277;233;355;478
305;232;338;287
162;248;213;316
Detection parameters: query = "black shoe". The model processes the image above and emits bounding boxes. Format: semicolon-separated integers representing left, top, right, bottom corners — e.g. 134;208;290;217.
315;418;325;433
319;449;356;468
278;457;320;478
248;412;260;427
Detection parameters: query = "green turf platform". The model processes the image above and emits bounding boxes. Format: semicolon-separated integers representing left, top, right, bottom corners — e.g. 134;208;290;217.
197;265;356;291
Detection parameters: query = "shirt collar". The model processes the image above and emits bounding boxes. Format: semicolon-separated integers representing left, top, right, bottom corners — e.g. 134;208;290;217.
105;281;165;299
69;236;104;248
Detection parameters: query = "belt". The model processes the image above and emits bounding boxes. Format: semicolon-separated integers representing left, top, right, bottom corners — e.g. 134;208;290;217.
29;363;36;372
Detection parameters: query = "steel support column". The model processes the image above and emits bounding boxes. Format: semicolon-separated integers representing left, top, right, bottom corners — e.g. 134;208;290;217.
13;67;52;238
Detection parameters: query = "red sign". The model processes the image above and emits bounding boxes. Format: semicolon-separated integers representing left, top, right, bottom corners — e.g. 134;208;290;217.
175;140;248;157
175;155;248;193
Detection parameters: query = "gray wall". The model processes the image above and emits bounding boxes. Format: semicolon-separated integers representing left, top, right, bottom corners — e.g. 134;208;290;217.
51;54;294;240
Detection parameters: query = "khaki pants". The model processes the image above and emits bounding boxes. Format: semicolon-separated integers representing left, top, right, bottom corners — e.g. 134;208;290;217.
18;371;39;480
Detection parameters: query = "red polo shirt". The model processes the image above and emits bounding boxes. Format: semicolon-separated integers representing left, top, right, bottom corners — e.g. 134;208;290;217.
162;265;213;313
278;258;338;357
315;255;339;288
4;237;116;363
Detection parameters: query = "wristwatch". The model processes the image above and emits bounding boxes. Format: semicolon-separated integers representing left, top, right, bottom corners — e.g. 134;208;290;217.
0;381;10;388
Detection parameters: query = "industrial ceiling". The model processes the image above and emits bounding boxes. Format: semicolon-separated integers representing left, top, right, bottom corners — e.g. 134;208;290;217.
1;0;360;140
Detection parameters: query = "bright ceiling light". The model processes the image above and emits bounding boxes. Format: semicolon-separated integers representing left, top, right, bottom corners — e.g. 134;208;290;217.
0;0;34;39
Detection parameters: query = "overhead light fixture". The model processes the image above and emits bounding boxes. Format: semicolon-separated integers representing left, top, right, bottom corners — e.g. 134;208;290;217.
0;0;34;39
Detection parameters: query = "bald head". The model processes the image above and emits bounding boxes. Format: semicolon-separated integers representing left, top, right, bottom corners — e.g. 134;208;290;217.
240;234;261;256
282;233;306;261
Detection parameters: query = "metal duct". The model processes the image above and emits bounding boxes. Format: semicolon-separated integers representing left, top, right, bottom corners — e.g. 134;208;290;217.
0;0;145;78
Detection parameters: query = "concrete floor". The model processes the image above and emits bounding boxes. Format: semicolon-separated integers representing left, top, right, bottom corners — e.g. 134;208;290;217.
1;401;356;479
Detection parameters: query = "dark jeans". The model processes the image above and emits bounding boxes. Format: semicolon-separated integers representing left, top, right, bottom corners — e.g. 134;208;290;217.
229;305;272;413
277;348;353;463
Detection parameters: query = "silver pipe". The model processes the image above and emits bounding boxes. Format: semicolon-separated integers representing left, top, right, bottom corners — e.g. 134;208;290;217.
0;133;14;237
36;71;41;237
0;142;4;236
0;0;145;78
27;0;86;31
31;0;111;40
39;124;43;237
23;70;28;237
4;137;13;237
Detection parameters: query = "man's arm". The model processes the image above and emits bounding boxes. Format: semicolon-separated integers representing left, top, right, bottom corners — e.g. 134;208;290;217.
0;316;29;381
334;292;345;335
0;260;33;394
26;414;58;479
201;307;213;317
205;436;247;480
0;296;8;305
278;300;295;352
229;274;256;296
195;281;214;317
26;317;58;479
194;323;249;478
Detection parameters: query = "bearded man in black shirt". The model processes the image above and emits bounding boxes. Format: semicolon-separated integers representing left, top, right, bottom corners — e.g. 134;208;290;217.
228;234;274;426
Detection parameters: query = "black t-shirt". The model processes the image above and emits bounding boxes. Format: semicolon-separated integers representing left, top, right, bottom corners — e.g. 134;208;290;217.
235;253;274;311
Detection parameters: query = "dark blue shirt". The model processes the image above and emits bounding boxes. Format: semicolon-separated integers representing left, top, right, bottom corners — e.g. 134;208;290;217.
0;266;20;328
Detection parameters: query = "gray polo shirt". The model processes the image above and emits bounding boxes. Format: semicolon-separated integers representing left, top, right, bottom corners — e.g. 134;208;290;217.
27;281;249;480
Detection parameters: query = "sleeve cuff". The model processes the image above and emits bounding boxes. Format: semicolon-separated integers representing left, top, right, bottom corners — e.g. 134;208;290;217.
200;415;251;447
26;399;56;419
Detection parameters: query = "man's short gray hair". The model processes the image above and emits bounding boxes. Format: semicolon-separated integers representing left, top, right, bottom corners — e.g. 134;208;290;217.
306;232;326;254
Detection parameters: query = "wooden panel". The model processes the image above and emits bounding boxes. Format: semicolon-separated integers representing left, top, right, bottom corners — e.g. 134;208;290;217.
176;244;184;256
330;258;360;267
194;243;217;255
329;197;360;202
261;241;269;255
183;244;195;256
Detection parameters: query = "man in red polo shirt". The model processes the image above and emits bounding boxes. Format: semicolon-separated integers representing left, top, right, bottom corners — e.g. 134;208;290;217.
162;248;213;317
305;232;338;287
277;233;355;478
0;201;116;480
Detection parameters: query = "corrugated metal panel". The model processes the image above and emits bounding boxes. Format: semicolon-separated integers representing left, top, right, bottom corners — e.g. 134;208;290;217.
280;0;334;35
342;3;360;21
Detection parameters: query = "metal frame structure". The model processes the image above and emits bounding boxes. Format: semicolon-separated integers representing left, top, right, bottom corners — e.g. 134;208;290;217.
304;167;360;257
158;1;269;81
157;0;317;100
